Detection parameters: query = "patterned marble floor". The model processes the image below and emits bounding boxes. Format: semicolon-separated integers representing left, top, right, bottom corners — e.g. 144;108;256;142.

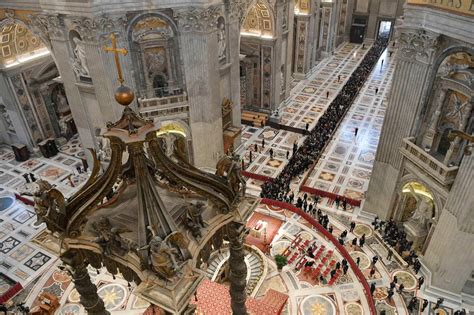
249;203;453;315
0;145;89;292
302;47;396;217
238;42;371;184
252;205;417;315
0;142;151;313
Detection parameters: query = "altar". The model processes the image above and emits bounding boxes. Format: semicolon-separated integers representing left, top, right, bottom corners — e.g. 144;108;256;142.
250;220;267;239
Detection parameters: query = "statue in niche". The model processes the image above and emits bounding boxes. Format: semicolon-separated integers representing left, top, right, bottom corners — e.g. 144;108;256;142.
72;37;90;77
139;228;187;278
446;93;469;122
145;49;166;79
162;133;176;157
182;201;207;239
0;104;15;133
406;185;434;233
92;217;133;256
217;18;226;60
216;153;246;197
56;92;69;116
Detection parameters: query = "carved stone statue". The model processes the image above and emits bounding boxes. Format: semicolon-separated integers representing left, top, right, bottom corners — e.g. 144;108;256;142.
0;104;15;133
92;217;132;256
406;185;434;232
145;236;180;278
55;91;70;116
182;201;206;239
217;20;226;60
216;153;246;197
72;37;90;77
139;229;188;279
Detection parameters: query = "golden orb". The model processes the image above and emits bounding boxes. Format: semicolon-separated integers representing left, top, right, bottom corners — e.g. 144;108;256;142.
115;84;135;106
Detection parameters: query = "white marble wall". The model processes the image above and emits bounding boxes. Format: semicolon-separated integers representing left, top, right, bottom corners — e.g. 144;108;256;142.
422;154;474;296
363;5;474;299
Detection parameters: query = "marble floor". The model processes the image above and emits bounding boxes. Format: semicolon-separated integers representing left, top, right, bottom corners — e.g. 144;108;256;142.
237;42;371;184
0;142;150;313
0;41;463;314
302;47;396;218
248;203;455;315
0;145;87;301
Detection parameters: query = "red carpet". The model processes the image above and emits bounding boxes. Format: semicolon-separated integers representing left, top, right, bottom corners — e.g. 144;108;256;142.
260;198;376;315
245;212;283;252
242;171;273;182
300;185;362;207
190;279;288;314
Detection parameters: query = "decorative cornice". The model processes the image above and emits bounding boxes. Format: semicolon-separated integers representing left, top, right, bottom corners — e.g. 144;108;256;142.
69;14;127;42
398;29;440;64
27;14;64;42
174;5;222;33
224;0;253;24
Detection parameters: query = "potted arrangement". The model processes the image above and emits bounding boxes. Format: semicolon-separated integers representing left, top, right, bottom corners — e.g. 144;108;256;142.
274;254;288;271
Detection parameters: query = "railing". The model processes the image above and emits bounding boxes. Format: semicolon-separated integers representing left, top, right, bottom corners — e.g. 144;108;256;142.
260;198;377;315
138;91;189;119
138;92;188;110
400;137;459;185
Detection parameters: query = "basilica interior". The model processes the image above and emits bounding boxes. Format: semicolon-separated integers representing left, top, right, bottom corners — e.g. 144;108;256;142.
0;0;472;314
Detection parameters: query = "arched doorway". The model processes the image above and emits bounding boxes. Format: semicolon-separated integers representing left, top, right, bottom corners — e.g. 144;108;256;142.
400;182;436;251
239;0;275;112
156;121;192;163
0;16;64;148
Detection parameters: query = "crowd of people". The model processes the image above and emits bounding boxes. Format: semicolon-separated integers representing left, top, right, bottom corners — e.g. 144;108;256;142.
372;216;422;269
261;36;389;199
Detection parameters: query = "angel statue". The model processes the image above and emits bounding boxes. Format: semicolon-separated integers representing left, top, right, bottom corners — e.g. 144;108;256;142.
138;227;188;279
216;153;247;197
182;201;207;239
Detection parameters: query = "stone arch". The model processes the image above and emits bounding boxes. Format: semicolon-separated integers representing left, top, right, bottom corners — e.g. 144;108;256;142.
156;119;193;163
127;12;184;99
396;174;443;224
0;17;49;67
241;0;276;38
415;46;473;163
415;44;474;136
295;0;311;15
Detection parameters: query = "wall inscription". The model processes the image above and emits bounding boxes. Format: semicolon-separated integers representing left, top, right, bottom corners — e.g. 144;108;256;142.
407;0;474;16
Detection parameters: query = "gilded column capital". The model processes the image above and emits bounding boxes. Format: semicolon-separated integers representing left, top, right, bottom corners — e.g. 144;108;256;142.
174;5;222;33
398;29;440;64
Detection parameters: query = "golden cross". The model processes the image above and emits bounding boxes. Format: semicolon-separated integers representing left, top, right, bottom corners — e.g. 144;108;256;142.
104;33;128;84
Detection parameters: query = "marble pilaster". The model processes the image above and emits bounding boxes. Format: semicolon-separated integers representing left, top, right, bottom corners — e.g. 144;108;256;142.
176;6;224;168
49;37;96;160
226;10;243;128
422;153;474;293
363;29;439;219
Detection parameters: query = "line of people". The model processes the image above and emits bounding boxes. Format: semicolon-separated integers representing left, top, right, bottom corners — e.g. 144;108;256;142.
261;36;389;200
